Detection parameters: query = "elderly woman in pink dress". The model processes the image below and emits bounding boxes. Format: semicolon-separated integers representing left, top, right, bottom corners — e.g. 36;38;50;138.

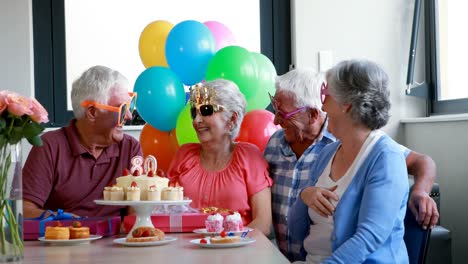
167;79;272;235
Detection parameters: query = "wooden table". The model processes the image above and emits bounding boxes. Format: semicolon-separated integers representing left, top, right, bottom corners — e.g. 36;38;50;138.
19;231;290;263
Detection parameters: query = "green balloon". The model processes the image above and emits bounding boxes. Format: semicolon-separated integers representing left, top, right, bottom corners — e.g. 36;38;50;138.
248;52;277;111
175;104;199;145
205;46;257;105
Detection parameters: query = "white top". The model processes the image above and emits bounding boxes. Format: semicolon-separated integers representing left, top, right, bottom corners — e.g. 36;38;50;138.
303;130;384;263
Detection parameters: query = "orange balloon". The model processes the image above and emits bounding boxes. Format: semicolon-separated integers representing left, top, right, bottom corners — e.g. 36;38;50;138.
139;124;179;173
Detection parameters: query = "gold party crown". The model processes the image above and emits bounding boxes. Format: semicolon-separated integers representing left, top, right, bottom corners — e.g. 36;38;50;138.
189;83;217;105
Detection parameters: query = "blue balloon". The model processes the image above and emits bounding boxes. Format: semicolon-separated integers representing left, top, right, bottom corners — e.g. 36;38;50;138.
165;20;216;86
134;67;186;131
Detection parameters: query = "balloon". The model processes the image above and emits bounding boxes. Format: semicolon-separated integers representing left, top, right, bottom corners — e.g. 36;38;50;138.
140;124;179;173
134;66;186;131
203;21;236;51
249;52;277;110
175;104;199;145
205;46;257;109
165;20;216;86
138;20;174;68
236;110;280;153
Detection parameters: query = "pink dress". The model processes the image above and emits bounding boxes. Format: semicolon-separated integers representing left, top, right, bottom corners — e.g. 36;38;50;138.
167;142;272;225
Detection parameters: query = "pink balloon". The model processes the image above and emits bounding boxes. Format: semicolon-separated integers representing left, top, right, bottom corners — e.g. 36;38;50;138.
203;21;236;51
235;110;280;153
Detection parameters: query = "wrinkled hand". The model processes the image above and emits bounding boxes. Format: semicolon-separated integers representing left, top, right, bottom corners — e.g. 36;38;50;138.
408;190;439;229
301;186;339;217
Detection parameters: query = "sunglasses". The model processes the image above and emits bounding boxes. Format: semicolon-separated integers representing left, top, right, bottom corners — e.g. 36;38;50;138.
190;104;224;119
320;82;330;104
268;92;308;120
81;92;137;126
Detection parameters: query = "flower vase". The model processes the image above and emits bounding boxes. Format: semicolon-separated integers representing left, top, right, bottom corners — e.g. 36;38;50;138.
0;142;23;262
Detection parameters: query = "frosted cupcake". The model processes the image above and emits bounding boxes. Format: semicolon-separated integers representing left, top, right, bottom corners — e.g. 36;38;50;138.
126;182;140;201
224;212;244;232
147;185;161;201
110;186;124;201
205;213;224;232
103;186;112;200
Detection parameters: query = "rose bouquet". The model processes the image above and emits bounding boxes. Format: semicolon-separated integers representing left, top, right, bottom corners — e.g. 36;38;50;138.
0;90;48;261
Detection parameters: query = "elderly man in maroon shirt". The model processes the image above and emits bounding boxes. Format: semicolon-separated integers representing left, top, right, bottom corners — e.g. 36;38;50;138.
23;65;142;218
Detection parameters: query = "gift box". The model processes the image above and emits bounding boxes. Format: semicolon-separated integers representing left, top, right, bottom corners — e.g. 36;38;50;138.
24;216;121;240
123;213;209;233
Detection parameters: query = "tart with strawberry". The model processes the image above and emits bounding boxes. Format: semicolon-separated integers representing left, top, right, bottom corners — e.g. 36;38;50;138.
126;226;165;242
44;221;70;240
69;221;90;239
210;231;240;244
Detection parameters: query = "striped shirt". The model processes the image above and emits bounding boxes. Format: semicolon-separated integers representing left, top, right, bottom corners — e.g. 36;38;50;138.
263;122;335;262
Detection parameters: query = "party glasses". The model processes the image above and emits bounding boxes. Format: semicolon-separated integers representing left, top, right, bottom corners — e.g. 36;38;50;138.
268;92;308;120
190;104;224;119
320;82;330;104
81;92;137;126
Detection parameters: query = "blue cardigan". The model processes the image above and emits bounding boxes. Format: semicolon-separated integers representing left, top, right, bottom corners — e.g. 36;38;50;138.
288;134;409;263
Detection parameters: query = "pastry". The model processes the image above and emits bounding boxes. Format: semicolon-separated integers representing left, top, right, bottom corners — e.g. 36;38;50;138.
205;213;224;232
69;221;90;239
126;226;165;242
44;221;70;240
224;212;244;232
210;235;241;244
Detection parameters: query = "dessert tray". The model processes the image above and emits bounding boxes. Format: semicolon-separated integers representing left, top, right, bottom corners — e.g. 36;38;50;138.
38;235;102;245
192;227;254;236
113;236;177;247
190;237;256;248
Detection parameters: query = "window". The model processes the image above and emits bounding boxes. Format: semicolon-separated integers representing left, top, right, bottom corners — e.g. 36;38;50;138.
33;0;291;127
413;0;468;115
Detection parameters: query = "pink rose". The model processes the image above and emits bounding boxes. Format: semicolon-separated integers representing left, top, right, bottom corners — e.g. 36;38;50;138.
4;92;33;117
0;91;7;114
30;98;49;123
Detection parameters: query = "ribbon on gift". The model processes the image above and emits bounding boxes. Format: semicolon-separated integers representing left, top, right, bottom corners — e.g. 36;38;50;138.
169;213;183;233
25;209;83;237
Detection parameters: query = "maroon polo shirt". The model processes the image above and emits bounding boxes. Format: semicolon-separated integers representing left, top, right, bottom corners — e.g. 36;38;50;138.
23;120;142;217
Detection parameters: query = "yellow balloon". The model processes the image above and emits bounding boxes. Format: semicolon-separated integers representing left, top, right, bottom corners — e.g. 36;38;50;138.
138;20;174;68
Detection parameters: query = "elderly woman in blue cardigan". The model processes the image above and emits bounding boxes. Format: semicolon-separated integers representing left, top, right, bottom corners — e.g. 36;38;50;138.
288;59;409;263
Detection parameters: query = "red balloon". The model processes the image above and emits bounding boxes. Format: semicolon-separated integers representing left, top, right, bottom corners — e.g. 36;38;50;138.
139;124;179;174
236;110;280;153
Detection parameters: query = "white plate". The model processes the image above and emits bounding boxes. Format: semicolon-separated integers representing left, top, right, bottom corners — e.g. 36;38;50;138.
192;227;254;236
190;237;256;248
113;236;177;247
38;235;102;245
94;199;192;206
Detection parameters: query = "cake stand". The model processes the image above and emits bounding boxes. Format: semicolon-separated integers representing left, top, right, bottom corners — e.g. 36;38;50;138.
94;200;192;238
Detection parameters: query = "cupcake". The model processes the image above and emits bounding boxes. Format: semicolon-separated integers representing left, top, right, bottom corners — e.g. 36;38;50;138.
161;187;178;200
147;185;161;201
126;182;140;201
110;186;124;201
103;186;112;200
224;212;244;232
205;213;224;232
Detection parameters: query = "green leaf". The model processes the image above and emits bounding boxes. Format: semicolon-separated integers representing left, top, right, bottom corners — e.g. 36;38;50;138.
26;135;43;146
8;126;23;144
23;120;45;139
0;117;6;131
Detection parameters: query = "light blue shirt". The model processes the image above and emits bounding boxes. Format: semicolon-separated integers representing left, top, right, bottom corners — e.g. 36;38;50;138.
288;134;409;263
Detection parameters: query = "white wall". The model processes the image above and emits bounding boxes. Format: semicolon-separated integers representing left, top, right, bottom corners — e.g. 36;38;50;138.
292;0;427;141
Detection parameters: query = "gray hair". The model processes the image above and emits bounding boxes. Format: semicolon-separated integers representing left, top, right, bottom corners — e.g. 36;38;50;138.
71;65;130;118
201;79;246;140
275;68;324;111
326;59;390;130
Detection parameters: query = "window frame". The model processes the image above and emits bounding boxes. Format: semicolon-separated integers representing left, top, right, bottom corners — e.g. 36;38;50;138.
426;0;468;115
32;0;291;127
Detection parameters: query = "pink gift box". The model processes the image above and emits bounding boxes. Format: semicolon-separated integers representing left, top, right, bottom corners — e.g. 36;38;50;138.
123;213;209;233
23;216;121;240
